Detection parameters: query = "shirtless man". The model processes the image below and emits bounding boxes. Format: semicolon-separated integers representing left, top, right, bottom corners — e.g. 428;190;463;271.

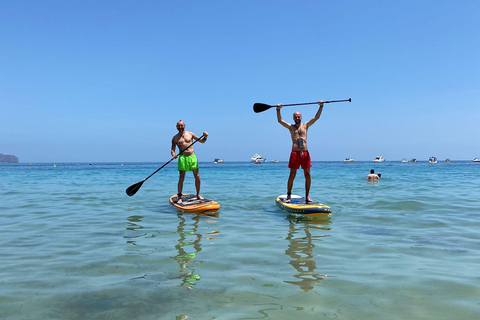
171;120;208;204
277;101;324;203
366;169;380;180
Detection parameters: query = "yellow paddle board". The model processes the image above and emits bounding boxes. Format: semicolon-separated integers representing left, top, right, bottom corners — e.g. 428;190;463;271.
276;195;332;218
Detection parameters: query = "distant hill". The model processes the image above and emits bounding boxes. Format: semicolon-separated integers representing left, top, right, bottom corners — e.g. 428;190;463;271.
0;153;19;163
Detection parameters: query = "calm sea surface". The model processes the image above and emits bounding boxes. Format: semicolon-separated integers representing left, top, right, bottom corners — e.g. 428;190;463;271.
1;161;479;319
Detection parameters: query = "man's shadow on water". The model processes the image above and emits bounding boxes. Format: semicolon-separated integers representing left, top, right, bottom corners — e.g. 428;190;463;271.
283;216;332;291
170;212;220;289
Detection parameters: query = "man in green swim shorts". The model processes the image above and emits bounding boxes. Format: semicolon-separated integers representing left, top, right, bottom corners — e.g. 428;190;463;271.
171;120;208;204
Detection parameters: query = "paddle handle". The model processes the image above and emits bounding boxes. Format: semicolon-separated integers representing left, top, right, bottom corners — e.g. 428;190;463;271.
142;134;205;182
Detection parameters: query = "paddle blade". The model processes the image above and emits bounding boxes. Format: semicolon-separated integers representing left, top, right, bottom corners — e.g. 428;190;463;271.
253;103;273;113
126;180;144;197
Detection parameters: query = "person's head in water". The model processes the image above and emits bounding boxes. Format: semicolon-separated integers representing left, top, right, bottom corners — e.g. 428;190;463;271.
176;120;185;133
293;112;302;125
370;169;375;174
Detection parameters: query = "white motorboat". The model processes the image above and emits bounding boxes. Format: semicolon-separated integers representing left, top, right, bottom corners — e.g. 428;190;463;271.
429;156;437;164
251;153;266;163
473;158;480;162
344;158;354;162
410;158;418;162
401;158;408;163
373;156;385;162
271;160;278;163
213;158;224;163
445;158;451;162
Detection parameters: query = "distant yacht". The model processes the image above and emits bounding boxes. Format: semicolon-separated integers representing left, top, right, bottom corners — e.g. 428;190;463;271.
271;160;278;163
213;158;224;163
401;158;408;163
251;153;266;163
429;156;437;164
373;156;385;162
445;158;451;162
344;158;354;162
410;158;418;162
474;158;480;162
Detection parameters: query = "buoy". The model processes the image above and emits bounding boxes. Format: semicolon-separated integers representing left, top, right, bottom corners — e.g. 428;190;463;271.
53;164;56;168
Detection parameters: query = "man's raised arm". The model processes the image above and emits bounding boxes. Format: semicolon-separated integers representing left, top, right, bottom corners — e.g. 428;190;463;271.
276;105;290;129
305;101;324;128
192;132;208;143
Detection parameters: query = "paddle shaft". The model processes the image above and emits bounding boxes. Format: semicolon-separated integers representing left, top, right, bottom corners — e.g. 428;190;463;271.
142;134;204;182
281;99;351;107
253;98;351;113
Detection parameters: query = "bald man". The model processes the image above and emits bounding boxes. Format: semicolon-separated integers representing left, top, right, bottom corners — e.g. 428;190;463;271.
171;120;208;204
276;101;324;203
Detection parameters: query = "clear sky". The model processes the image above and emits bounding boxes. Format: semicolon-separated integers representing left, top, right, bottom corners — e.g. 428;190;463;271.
1;0;479;163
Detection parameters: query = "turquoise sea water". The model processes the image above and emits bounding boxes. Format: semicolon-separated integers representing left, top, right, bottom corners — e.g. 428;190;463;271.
1;161;480;320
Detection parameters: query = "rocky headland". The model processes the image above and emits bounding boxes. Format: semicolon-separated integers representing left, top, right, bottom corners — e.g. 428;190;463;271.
0;153;19;163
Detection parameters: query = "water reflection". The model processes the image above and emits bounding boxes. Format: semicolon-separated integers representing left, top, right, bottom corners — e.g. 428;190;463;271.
171;212;220;289
124;215;146;246
284;216;331;291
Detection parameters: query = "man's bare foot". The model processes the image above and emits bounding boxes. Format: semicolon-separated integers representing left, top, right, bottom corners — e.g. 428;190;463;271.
306;197;313;204
177;197;183;204
197;195;204;201
285;196;291;203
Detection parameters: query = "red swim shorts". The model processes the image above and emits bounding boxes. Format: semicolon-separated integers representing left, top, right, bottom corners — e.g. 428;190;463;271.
288;150;312;169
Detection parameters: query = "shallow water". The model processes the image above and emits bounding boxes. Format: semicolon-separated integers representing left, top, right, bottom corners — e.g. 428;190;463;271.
1;161;479;319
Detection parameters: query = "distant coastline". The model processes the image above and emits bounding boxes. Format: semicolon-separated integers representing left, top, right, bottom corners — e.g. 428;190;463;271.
0;153;18;163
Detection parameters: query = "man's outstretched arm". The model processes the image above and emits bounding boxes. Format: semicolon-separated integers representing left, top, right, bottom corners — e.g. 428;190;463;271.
305;101;324;128
277;105;290;129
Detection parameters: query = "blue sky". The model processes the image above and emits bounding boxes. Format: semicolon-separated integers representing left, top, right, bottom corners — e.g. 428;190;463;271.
1;0;479;162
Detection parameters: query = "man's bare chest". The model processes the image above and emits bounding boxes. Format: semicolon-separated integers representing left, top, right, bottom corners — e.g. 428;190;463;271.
291;125;307;136
176;134;193;145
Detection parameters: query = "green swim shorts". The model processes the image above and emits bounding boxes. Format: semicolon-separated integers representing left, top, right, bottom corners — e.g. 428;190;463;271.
178;154;199;171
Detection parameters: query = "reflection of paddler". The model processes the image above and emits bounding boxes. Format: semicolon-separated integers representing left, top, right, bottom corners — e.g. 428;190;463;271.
171;213;220;288
284;219;331;291
124;215;146;246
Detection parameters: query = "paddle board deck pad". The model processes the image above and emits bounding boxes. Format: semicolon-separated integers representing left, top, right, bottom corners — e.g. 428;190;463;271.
276;195;332;217
169;194;220;213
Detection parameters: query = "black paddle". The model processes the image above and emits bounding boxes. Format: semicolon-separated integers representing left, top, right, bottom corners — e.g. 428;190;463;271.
253;98;351;113
125;135;204;196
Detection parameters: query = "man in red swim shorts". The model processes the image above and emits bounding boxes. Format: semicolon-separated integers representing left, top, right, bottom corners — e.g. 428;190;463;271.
276;101;324;203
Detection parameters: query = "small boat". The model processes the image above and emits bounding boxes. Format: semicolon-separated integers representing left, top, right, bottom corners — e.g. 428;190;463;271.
373;156;385;162
255;160;263;164
429;156;437;164
213;158;224;163
344;158;354;162
251;153;266;163
410;158;418;162
271;160;278;163
473;158;480;162
445;158;451;162
401;158;408;163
